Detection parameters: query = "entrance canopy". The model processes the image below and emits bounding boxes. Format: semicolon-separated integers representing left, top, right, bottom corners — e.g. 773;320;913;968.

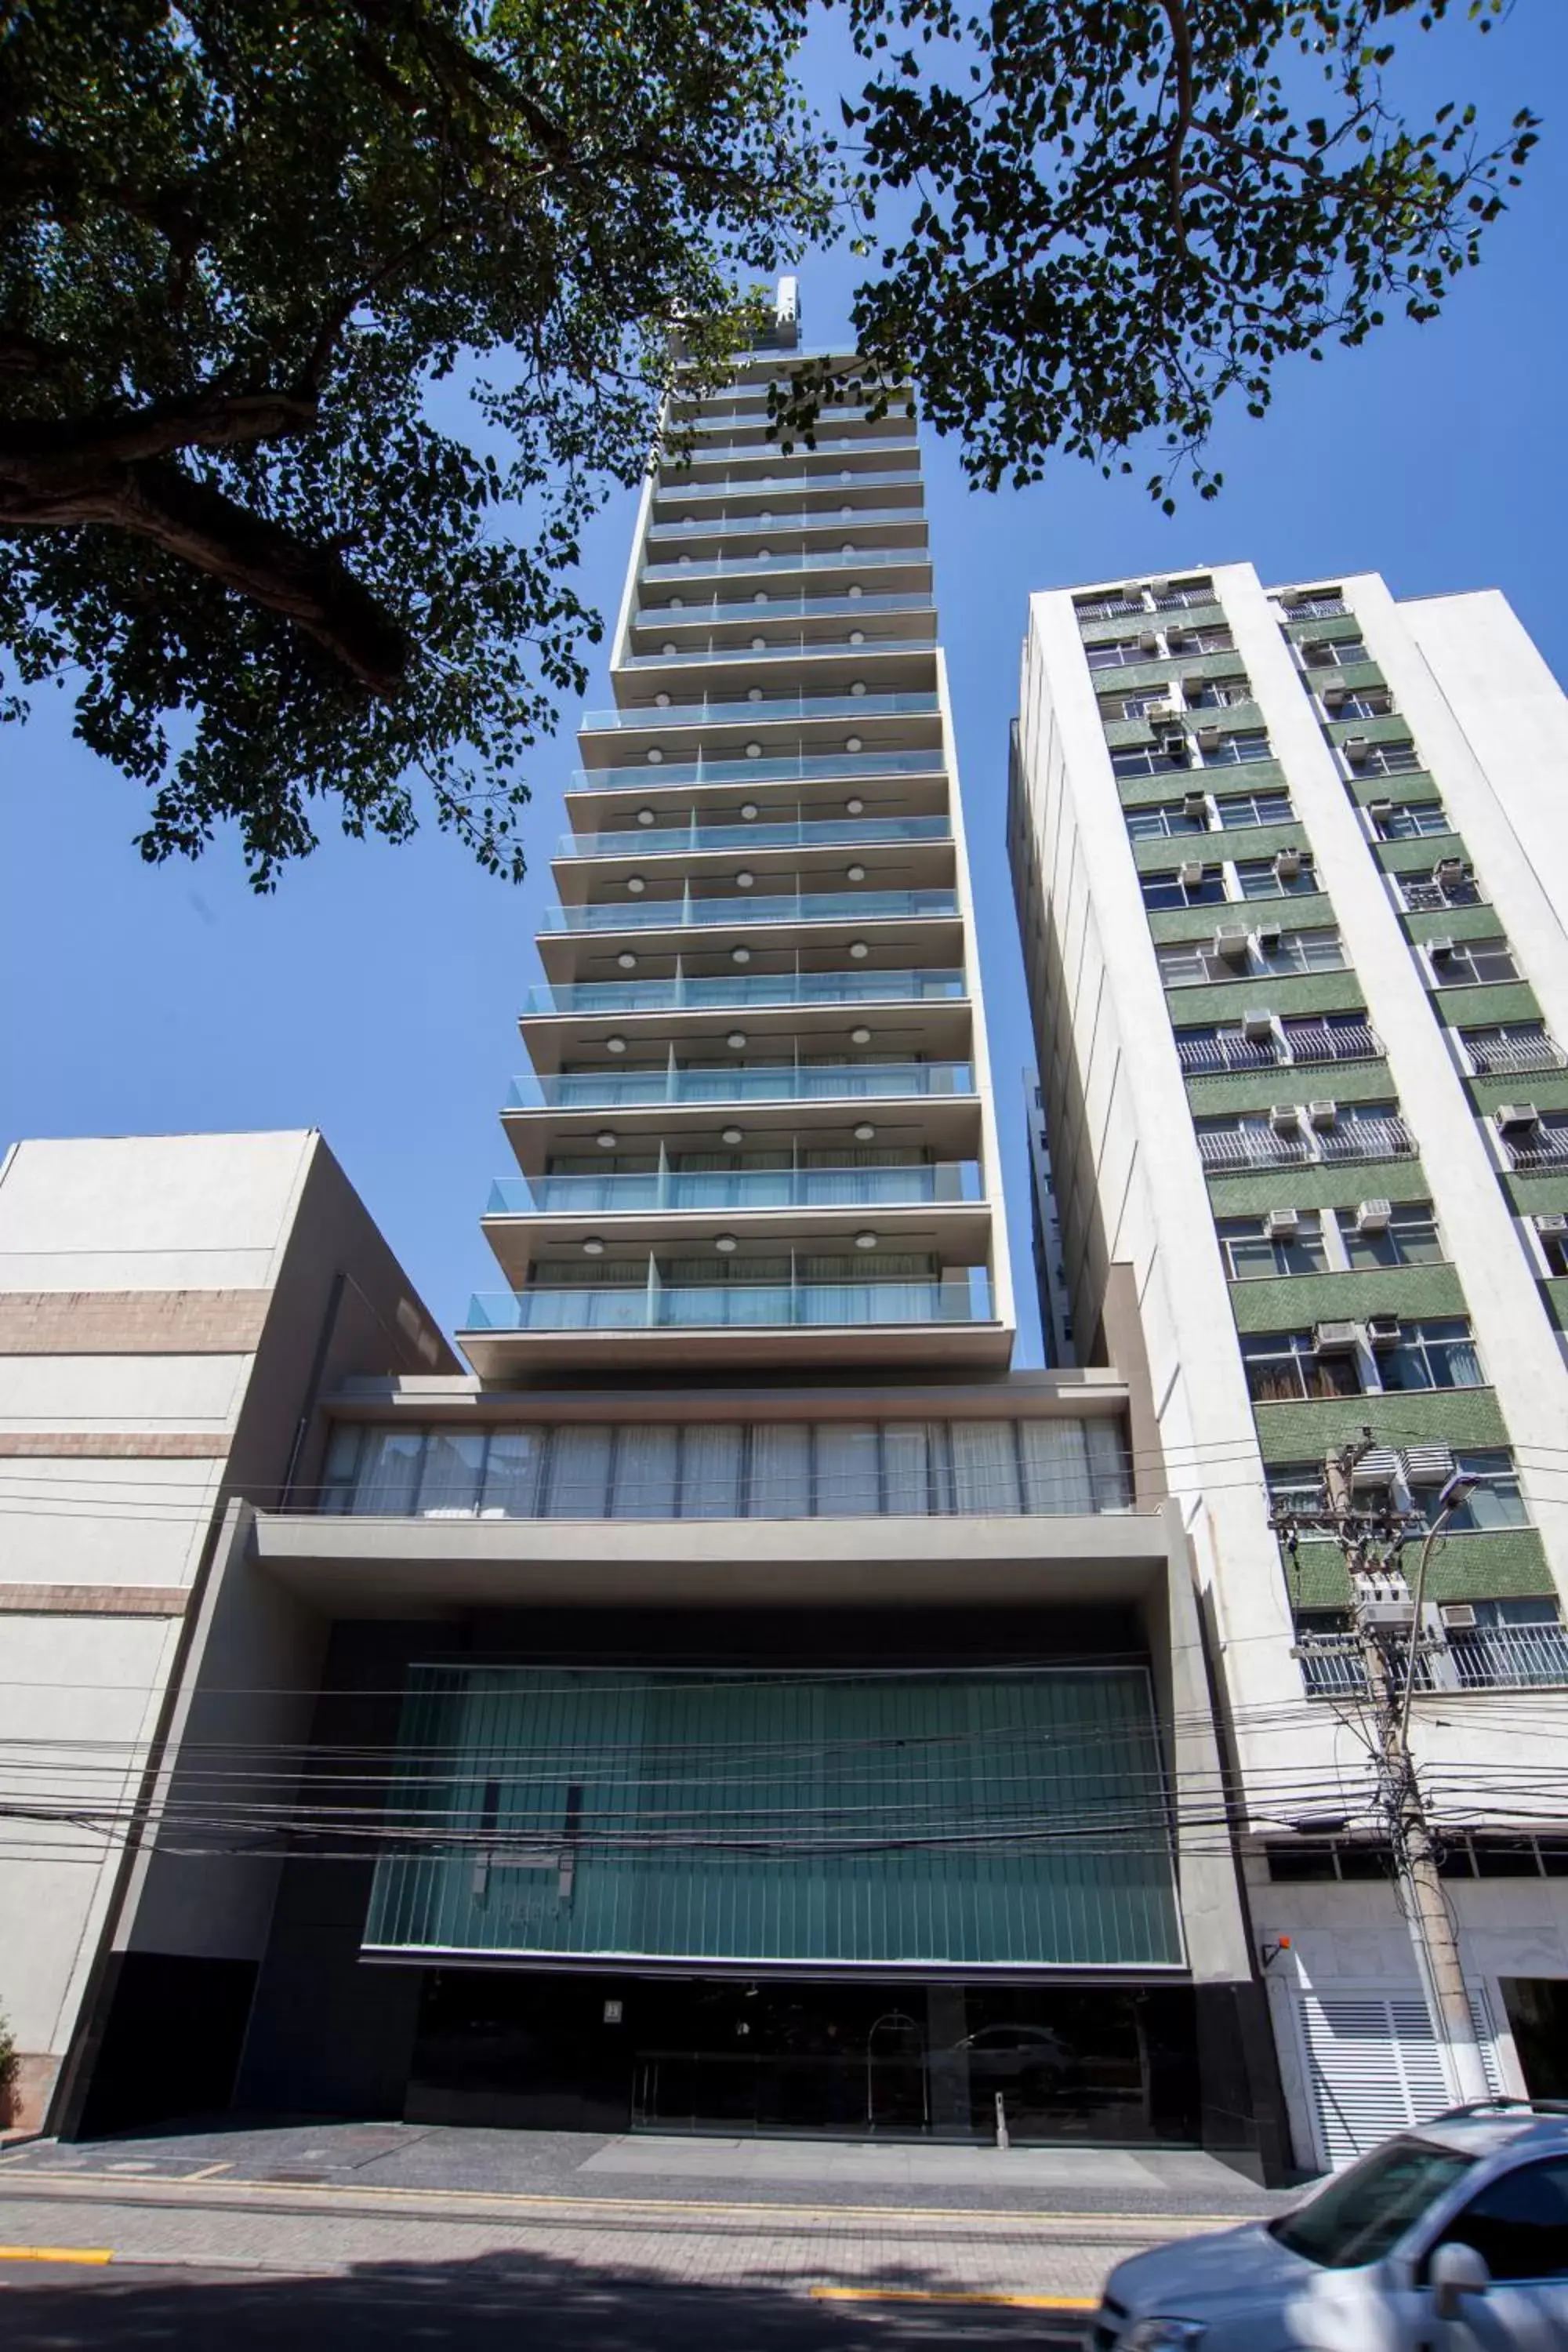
364;1665;1183;1971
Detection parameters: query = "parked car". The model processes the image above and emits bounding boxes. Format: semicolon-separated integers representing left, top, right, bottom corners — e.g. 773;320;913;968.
1091;2100;1568;2349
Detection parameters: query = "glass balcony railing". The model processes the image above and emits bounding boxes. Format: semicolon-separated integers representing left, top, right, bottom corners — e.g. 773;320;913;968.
485;1163;983;1216
643;547;929;582
622;637;937;668
584;691;938;729
520;969;967;1018
507;1062;975;1110
647;510;924;544
652;469;919;504
558;816;951;860
542;887;958;934
466;1272;993;1334
634;592;934;626
572;751;946;794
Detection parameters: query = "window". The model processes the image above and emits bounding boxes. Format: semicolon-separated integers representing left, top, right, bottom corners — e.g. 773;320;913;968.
1242;1330;1362;1403
1283;592;1349;621
1351;740;1423;776
1412;1450;1529;1532
1218;1213;1329;1279
1214;789;1294;829
1266;1462;1328;1517
1397;869;1481;913
1426;2158;1568;2284
1085;637;1147;670
1186;677;1252;709
1273;2140;1475;2270
1302;637;1370;669
1341;1202;1443;1269
1166;624;1235;655
1371;799;1450;840
1200;729;1272;766
1141;864;1226;909
1126;800;1208;840
1375;1319;1484;1392
1105;690;1172;721
1112;742;1189;779
1541;1224;1568;1279
1508;1109;1568;1170
1324;690;1391;721
1258;927;1347;976
1429;935;1520;988
1461;1022;1563;1076
1236;854;1318;899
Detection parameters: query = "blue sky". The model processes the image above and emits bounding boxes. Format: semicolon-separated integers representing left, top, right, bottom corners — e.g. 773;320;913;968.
2;6;1563;1368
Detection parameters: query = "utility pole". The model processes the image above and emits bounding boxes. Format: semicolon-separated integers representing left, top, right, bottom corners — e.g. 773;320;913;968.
1276;1428;1490;2105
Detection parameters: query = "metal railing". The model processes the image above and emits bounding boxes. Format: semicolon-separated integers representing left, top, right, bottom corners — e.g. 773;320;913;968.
485;1163;983;1217
559;817;951;860
1175;1022;1382;1078
466;1273;994;1334
1449;1622;1568;1690
584;690;938;728
507;1062;976;1111
1196;1115;1415;1171
520;970;967;1018
633;591;933;626
1399;880;1481;913
647;509;926;544
1287;597;1349;619
1504;1128;1568;1171
652;469;919;503
572;751;946;794
1464;1033;1566;1076
541;887;958;934
1177;1033;1276;1076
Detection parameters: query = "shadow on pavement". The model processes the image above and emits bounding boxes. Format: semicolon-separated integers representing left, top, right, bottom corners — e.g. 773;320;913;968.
0;2244;1091;2350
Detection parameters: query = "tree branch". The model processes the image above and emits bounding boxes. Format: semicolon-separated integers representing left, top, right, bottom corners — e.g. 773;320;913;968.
0;389;320;495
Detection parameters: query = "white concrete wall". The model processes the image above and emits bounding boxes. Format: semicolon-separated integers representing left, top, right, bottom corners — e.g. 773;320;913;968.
0;1130;313;1291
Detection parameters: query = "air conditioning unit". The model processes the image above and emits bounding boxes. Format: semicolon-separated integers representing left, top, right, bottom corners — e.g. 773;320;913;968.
1139;630;1160;652
1356;1199;1393;1234
1439;1603;1478;1631
1342;735;1370;764
1401;1445;1454;1488
1536;1212;1568;1237
1274;848;1305;880
1368;797;1395;822
1322;684;1348;710
1123;583;1145;602
1196;724;1221;751
1313;1319;1361;1355
1365;1314;1403;1349
1255;923;1283;954
1241;1010;1276;1042
1264;1208;1301;1240
1308;1099;1338;1129
1428;937;1455;962
1177;860;1206;887
1432;856;1466;884
1214;927;1251;964
1162;731;1188;760
1181;790;1210;820
1361;1599;1417;1630
1142;700;1178;725
1351;1449;1401;1488
1279;590;1306;612
1151;578;1172;597
1496;1103;1541;1135
1269;1104;1301;1134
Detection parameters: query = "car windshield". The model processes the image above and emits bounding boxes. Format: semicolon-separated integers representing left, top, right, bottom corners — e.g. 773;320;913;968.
1271;2137;1476;2269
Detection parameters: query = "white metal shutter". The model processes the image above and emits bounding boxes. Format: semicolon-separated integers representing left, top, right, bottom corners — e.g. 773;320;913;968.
1298;1992;1500;2168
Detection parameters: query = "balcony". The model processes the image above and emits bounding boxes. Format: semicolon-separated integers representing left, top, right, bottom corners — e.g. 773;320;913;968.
558;816;951;861
652;469;920;503
485;1163;983;1217
467;1272;993;1334
622;636;937;668
1196;1115;1416;1172
583;691;938;729
1466;1033;1567;1076
540;887;959;935
1177;1020;1382;1078
1301;1622;1568;1698
570;751;946;795
520;970;967;1019
633;592;935;627
642;547;929;583
1504;1126;1568;1172
506;1062;976;1111
648;510;925;547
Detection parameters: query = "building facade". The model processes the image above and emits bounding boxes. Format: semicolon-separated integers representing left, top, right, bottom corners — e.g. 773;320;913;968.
1009;563;1568;2170
0;1131;450;2135
43;299;1283;2169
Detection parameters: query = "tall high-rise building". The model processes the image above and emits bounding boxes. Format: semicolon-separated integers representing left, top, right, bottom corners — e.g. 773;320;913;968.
35;297;1282;2172
461;280;1014;1374
1010;562;1568;2171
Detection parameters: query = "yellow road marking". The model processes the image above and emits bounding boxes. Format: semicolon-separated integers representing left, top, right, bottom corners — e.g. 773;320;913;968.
812;2285;1095;2310
0;2169;1253;2230
180;2162;233;2181
0;2246;113;2266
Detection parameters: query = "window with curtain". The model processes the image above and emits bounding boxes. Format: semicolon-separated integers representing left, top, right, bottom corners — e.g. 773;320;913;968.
543;1425;614;1517
417;1430;485;1516
951;1421;1022;1515
681;1423;745;1518
748;1422;812;1517
354;1428;425;1514
1019;1418;1094;1513
815;1423;882;1516
883;1423;943;1515
480;1430;543;1518
612;1424;679;1517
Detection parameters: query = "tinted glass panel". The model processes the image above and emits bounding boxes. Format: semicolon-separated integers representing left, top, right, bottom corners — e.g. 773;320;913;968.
1432;2159;1568;2282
